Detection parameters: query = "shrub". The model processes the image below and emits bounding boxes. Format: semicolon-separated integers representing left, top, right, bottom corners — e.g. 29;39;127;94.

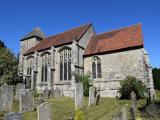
75;74;92;96
118;76;147;99
75;109;84;120
152;68;160;90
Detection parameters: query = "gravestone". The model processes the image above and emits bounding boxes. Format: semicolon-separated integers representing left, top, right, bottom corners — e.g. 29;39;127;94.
16;83;25;100
131;91;137;116
4;112;22;120
37;102;51;120
20;89;34;112
129;107;135;120
95;93;100;105
121;107;127;120
75;83;83;109
43;87;49;99
0;85;13;111
54;88;63;97
88;86;95;106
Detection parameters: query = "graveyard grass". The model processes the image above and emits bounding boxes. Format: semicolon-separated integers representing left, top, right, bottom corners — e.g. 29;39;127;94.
9;90;160;120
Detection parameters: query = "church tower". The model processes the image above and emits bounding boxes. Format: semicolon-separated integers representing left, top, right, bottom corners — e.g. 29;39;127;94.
18;27;45;75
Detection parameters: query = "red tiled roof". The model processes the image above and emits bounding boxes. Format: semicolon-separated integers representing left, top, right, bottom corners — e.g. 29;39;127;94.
84;24;144;56
25;23;92;55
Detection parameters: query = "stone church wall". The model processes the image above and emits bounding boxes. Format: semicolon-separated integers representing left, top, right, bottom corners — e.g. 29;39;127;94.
84;48;148;97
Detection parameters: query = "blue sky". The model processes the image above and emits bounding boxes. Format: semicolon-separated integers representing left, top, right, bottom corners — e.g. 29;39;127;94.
0;0;159;67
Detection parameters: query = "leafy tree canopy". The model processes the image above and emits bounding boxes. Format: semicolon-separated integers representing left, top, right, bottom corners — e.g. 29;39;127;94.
0;40;18;85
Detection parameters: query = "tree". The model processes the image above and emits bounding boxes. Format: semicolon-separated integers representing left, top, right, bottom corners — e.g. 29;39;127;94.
0;40;18;85
152;68;160;90
118;76;147;99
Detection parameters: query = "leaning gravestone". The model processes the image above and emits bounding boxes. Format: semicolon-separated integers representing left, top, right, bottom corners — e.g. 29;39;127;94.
20;89;34;112
75;83;83;109
16;83;25;100
131;91;137;116
88;86;95;106
4;112;23;120
37;102;51;120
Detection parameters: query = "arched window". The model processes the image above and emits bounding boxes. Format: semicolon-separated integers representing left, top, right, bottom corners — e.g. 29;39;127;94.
92;56;102;79
41;52;50;82
59;48;71;81
92;62;96;78
26;56;34;75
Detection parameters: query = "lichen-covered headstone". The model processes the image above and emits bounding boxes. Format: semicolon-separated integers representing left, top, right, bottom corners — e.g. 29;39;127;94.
88;86;95;106
16;83;25;100
37;102;51;120
75;83;83;109
131;91;137;116
0;85;13;111
20;89;34;112
4;112;22;120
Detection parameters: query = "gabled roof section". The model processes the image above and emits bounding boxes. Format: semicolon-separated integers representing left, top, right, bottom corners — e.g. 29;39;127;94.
24;23;92;55
21;27;45;41
84;24;144;56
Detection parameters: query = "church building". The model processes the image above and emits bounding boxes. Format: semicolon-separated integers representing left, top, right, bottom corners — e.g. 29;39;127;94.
18;23;154;97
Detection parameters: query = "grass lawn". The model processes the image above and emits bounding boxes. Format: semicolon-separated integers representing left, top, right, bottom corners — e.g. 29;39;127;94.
22;96;149;120
1;91;159;120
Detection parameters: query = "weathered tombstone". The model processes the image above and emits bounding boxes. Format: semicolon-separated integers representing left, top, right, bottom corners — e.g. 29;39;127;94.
4;112;23;120
121;107;127;120
88;86;95;106
129;107;135;120
43;86;49;99
75;83;83;109
131;91;137;116
37;102;51;120
0;85;13;111
19;89;34;112
16;83;25;100
53;88;63;97
95;92;100;105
